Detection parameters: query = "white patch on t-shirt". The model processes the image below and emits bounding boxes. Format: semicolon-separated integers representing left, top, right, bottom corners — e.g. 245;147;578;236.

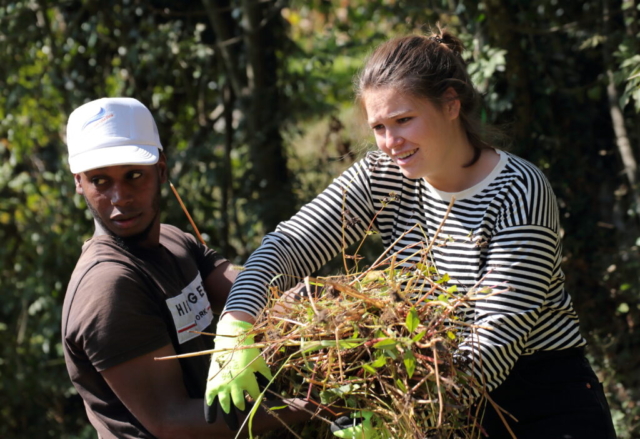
165;273;214;344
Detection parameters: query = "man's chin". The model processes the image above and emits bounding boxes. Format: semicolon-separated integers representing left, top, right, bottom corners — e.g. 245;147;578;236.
95;216;157;250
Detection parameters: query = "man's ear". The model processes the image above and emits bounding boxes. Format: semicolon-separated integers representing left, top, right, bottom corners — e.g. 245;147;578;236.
157;152;168;184
74;174;84;195
442;87;461;120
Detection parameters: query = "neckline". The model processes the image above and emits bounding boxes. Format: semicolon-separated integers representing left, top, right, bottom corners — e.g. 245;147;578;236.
423;150;508;201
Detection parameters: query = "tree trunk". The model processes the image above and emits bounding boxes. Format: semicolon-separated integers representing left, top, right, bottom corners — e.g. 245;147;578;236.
484;0;533;149
202;0;246;98
240;0;295;232
203;0;295;233
602;0;640;214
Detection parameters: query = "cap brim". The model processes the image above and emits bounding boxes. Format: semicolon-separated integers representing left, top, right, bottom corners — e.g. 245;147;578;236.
69;144;160;173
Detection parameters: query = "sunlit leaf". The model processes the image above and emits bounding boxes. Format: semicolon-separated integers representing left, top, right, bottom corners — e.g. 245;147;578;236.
373;338;397;349
405;307;419;333
404;350;416;378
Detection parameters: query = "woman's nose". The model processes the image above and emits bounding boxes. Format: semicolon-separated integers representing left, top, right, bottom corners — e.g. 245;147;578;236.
386;131;403;149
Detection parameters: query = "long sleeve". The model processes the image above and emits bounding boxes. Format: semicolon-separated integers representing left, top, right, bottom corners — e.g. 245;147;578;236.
223;157;377;316
455;155;584;397
222;150;586;398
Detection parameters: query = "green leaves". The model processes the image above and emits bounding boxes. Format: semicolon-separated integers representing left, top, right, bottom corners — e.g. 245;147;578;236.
373;338;397;349
405;307;419;333
403;350;416;379
319;383;361;405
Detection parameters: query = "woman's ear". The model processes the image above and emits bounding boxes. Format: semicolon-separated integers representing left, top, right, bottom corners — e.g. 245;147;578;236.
442;87;461;120
74;174;84;195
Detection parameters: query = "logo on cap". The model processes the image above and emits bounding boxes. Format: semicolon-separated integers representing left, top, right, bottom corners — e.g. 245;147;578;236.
82;107;113;130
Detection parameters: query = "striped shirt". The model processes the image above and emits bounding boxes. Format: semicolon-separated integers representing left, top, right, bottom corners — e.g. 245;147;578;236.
224;150;586;393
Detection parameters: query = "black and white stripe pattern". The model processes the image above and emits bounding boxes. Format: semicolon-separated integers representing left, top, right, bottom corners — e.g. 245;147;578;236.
224;150;586;394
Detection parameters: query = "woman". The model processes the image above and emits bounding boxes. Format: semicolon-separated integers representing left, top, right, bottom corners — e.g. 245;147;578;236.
206;30;617;438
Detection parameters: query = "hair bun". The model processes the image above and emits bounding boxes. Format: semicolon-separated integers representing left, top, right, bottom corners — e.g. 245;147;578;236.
433;30;465;56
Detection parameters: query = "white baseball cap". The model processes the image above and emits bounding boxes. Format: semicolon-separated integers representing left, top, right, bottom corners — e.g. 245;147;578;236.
66;97;163;173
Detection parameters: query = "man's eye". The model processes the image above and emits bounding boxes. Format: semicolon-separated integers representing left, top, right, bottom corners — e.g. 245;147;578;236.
130;171;142;179
372;124;384;132
92;177;107;185
397;117;412;123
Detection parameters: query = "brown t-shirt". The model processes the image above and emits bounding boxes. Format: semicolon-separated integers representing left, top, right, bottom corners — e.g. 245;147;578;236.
62;224;226;438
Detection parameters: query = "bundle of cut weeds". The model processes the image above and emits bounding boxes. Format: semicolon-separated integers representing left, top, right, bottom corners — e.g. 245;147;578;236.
252;262;490;439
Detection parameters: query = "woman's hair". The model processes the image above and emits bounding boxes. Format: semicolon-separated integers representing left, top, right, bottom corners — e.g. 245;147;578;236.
355;29;496;166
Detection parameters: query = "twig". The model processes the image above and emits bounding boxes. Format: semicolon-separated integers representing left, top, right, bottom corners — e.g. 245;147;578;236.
169;180;206;245
353;197;456;284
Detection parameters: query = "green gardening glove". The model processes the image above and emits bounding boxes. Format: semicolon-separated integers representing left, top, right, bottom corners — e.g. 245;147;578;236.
331;411;381;439
204;320;273;423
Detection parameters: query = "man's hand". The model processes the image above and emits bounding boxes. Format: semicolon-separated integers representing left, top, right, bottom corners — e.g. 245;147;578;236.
204;319;273;428
331;411;381;439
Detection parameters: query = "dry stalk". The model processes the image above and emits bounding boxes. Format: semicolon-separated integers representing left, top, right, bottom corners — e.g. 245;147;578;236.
249;250;495;438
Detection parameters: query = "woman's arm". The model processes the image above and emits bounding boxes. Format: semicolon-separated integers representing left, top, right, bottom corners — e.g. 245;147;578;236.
223;157;378;317
456;163;583;398
457;224;561;392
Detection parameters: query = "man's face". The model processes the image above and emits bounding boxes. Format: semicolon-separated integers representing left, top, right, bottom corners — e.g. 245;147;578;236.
74;156;167;248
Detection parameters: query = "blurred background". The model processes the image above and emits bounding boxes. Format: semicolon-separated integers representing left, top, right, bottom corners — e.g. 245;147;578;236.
0;0;639;437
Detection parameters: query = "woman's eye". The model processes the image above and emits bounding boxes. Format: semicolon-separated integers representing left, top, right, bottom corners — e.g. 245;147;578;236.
372;124;384;132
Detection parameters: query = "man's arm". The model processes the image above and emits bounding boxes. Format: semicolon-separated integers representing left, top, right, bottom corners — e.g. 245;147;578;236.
202;260;238;315
101;343;314;439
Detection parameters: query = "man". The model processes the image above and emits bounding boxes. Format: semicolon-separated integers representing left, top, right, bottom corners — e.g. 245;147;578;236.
61;97;311;438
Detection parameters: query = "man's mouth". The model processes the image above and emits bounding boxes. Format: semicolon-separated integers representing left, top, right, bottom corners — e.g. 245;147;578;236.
110;213;142;228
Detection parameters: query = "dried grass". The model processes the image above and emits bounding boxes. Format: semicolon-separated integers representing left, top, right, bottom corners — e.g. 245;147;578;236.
251;263;490;439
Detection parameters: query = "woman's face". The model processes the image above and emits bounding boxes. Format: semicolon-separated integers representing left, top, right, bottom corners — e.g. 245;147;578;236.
363;87;464;182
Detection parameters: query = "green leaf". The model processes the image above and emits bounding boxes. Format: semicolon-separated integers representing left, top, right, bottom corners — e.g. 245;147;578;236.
337;340;364;349
371;355;387;368
404;350;416;378
395;379;407;392
412;330;427;343
416;262;428;275
320;383;361;404
447;331;456;340
446;285;458;294
362;364;377;374
373;338;397;349
300;341;324;353
405;307;419;333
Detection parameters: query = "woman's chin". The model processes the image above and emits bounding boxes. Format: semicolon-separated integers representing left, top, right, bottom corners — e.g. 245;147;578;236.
399;167;423;180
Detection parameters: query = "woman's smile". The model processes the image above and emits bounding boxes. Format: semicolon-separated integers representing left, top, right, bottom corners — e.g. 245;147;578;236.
393;148;419;163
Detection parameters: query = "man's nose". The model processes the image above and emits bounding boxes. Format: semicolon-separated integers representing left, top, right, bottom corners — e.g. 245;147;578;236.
110;183;133;206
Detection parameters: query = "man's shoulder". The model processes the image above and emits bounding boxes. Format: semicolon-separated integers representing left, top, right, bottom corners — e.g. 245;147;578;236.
67;238;134;292
64;239;154;323
160;223;184;237
160;223;197;250
65;252;149;314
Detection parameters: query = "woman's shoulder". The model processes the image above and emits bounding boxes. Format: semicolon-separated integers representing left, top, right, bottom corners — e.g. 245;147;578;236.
496;151;560;226
499;151;554;189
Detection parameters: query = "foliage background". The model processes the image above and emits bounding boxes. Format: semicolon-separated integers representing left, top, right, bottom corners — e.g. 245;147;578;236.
0;0;639;437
